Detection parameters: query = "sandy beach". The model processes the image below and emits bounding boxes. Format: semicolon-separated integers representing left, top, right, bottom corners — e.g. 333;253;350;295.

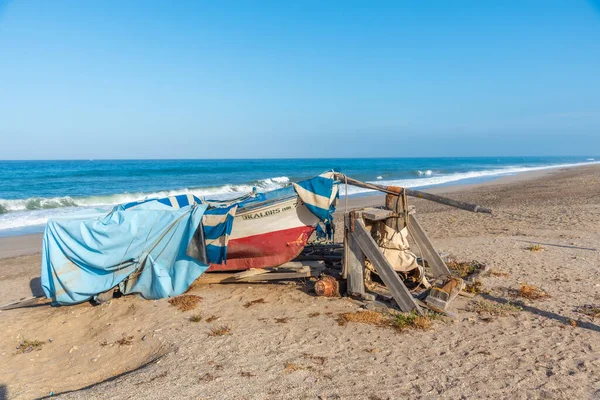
1;165;600;399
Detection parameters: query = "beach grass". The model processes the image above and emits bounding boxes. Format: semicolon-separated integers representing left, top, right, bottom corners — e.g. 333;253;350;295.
209;325;231;337
469;299;522;316
392;311;438;331
526;244;544;252
243;298;266;308
189;313;203;322
520;283;549;300
446;258;486;278
168;294;203;312
16;339;45;354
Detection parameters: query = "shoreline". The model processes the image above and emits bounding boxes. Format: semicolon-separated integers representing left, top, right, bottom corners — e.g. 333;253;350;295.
0;162;588;260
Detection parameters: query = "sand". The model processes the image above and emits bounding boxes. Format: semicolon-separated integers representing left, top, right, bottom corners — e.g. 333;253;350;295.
1;165;600;399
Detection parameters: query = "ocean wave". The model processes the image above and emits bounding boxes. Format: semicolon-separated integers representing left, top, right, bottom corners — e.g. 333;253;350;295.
341;160;600;196
1;160;599;232
417;170;434;176
0;176;291;214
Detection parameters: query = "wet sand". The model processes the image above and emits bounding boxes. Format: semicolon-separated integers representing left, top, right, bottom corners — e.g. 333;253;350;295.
1;164;599;399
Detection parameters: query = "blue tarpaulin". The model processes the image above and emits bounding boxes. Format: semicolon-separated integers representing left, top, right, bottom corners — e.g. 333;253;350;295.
41;201;208;305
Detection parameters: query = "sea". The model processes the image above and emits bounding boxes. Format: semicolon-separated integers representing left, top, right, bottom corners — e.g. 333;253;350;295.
0;156;597;237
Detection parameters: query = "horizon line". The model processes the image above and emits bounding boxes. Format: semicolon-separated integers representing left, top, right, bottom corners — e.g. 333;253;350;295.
0;155;597;162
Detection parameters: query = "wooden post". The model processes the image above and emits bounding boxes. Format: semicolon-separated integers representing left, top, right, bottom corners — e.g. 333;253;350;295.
345;213;365;296
408;213;452;278
385;193;403;231
351;219;422;314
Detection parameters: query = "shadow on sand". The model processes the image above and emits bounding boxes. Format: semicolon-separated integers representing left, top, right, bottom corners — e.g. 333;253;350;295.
481;293;600;333
29;277;45;297
516;239;597;252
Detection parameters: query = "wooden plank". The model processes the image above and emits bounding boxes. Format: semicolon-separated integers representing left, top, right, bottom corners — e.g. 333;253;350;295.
342;213;351;280
233;268;270;280
385;193;403;231
277;261;323;270
193;262;322;285
408;214;452;278
361;207;394;222
241;266;311;281
194;271;310;284
0;296;44;311
351;219;422;314
346;220;365;296
193;273;239;284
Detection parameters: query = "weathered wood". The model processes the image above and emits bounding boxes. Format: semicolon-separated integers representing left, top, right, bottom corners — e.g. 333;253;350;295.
194;269;311;284
233;268;270;280
385;194;401;230
242;267;311;281
276;261;323;270
416;299;458;319
361;207;394;222
342;214;350;280
0;296;44;311
408;214;452;278
346;220;365;296
192;273;240;284
194;262;323;284
333;173;492;214
405;189;492;214
351;219;422;314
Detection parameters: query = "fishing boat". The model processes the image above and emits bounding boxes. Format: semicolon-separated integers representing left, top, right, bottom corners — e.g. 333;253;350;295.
204;174;338;271
210;195;323;271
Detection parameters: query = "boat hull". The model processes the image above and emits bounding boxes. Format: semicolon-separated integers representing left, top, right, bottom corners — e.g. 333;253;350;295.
207;196;319;271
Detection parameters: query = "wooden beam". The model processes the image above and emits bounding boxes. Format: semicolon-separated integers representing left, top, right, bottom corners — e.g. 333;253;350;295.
361;207;395;222
242;267;312;281
193;273;242;284
193;262;323;285
351;219;422;314
333;173;492;213
385;194;401;231
408;214;452;278
345;218;365;296
342;213;352;280
405;189;492;214
0;296;45;311
233;268;270;280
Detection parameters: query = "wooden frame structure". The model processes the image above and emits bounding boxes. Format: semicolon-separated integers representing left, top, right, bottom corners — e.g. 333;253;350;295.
343;193;452;314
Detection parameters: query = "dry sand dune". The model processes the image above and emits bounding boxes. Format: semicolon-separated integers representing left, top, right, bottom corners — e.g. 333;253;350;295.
1;165;599;399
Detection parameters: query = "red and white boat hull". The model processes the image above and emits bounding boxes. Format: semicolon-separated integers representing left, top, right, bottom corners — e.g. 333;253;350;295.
207;196;320;271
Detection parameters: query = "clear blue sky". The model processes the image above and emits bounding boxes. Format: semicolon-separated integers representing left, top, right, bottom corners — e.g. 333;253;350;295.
1;0;599;159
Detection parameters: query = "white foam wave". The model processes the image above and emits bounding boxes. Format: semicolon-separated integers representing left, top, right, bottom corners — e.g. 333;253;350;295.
0;176;291;232
417;170;433;176
340;160;600;196
1;162;599;233
0;176;291;213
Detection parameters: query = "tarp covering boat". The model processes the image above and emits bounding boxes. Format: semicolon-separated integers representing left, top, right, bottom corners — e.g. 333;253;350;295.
41;173;339;305
41;201;209;305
